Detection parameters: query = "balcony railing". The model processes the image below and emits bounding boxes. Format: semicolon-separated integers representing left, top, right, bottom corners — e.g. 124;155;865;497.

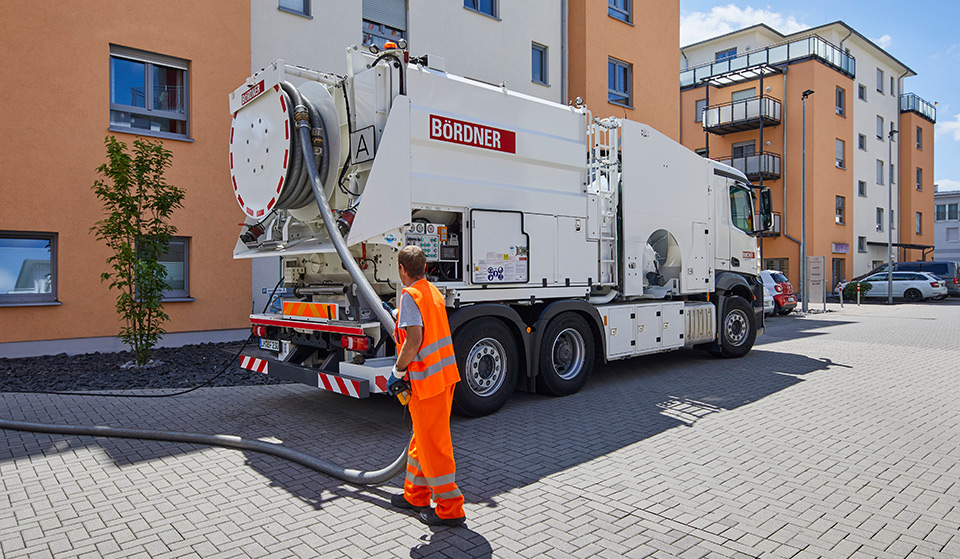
900;93;936;123
760;212;782;237
703;95;781;134
681;35;856;88
715;152;782;181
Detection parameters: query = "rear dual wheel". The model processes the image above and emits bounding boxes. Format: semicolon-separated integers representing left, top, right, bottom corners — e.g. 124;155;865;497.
536;313;594;397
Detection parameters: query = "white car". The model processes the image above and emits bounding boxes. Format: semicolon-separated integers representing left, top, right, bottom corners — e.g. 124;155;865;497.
763;285;776;316
838;271;948;302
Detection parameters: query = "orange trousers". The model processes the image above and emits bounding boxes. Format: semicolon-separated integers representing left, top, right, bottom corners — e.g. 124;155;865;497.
404;383;465;519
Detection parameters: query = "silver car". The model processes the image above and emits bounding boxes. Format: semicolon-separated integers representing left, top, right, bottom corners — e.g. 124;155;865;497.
839;271;948;302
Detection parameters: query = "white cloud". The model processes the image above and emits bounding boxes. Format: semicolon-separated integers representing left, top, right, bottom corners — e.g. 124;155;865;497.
873;34;892;49
935;179;960;192
936;112;960;141
680;4;810;46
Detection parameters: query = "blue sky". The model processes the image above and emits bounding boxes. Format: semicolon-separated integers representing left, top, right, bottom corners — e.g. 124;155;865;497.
680;1;960;191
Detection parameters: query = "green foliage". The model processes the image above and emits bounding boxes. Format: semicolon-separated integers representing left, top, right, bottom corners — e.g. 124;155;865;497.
843;281;873;300
91;136;185;366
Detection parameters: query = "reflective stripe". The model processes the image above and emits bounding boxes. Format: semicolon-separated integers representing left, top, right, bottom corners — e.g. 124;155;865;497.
415;336;453;362
407;455;421;471
409;354;458;382
425;472;456;487
433;488;463;501
405;472;428;486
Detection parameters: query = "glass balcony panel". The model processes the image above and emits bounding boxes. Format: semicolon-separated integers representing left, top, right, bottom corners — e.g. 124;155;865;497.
730;56;748;71
769;45;788;64
748;51;767;66
790;39;810;59
680;70;694;87
745;98;759;119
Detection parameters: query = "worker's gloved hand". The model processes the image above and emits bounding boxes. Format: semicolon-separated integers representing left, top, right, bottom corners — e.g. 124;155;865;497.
382;301;398;319
386;366;410;396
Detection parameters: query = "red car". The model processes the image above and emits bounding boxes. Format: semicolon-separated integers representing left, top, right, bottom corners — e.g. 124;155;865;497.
760;270;797;315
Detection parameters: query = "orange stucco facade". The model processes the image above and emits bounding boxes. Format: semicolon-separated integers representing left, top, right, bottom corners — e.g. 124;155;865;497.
567;0;680;141
898;112;936;261
681;59;856;289
0;2;251;344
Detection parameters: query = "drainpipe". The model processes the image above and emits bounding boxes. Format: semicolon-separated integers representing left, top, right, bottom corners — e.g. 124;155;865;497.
780;66;802;246
681;47;689;70
561;0;568;104
839;28;854;53
897;69;909;260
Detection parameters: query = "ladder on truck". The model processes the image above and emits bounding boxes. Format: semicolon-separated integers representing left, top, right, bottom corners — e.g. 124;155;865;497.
586;118;620;286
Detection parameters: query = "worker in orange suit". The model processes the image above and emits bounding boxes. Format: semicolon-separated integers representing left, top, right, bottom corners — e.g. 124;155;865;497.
387;245;465;526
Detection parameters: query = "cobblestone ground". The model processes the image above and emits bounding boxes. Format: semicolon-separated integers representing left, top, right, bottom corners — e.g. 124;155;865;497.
2;301;959;558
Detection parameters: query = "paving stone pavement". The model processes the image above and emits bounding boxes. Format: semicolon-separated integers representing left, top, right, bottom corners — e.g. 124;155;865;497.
2;300;959;558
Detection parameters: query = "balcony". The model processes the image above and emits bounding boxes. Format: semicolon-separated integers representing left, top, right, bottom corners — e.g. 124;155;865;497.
900;93;936;123
715;152;782;181
681;35;856;89
703;95;781;135
760;212;782;237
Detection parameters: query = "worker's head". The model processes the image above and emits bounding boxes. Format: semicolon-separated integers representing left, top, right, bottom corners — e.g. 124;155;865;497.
397;245;426;286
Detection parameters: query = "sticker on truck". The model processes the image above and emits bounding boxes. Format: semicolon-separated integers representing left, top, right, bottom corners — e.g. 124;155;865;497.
429;114;516;154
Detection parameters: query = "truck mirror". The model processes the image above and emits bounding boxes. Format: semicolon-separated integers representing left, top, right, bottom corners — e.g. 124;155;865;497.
759;188;773;230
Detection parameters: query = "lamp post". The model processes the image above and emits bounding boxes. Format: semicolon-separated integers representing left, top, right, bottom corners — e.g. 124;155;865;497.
887;127;898;304
801;89;814;313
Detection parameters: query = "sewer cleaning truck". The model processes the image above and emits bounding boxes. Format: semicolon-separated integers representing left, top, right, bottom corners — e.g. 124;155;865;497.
228;43;773;417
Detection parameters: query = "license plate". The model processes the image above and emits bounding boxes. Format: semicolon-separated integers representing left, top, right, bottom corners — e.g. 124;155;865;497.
259;338;280;352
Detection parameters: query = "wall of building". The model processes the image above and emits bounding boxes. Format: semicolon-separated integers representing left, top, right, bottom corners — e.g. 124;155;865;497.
934;190;960;261
568;0;680;140
898;111;936;261
251;0;360;76
0;1;251;346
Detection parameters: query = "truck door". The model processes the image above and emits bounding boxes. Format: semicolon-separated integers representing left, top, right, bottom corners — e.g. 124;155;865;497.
728;181;757;272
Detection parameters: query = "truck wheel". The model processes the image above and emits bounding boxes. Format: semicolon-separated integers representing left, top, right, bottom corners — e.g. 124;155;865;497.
452;318;519;417
718;296;756;358
536;313;594;396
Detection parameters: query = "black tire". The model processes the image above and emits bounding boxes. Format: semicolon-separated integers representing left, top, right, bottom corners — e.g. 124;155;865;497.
451;318;519;417
718;296;757;358
904;289;923;302
777;304;793;316
536;313;595;396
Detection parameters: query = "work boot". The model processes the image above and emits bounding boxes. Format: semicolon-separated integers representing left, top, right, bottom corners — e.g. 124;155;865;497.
418;508;466;527
391;493;426;512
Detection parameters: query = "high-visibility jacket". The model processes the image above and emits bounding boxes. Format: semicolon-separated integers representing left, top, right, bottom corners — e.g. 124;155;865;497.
395;278;460;399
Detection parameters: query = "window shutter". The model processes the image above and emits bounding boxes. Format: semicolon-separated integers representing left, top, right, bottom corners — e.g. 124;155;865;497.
363;0;407;31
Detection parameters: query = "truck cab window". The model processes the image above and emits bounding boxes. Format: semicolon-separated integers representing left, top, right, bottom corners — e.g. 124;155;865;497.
729;183;754;233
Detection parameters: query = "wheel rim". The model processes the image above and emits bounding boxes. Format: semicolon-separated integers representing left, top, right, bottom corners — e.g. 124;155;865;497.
550;328;586;381
465;337;507;397
724;309;750;347
906;289;921;302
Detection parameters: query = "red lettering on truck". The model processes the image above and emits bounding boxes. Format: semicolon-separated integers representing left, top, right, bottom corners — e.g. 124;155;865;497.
429;114;516;154
241;80;265;107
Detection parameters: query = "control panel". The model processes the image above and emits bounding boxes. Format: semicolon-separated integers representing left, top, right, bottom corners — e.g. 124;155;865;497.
404;222;459;263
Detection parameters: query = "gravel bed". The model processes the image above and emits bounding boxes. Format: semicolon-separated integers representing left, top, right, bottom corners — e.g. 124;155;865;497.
0;342;292;393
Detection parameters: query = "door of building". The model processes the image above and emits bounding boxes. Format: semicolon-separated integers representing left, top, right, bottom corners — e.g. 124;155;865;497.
832;258;845;292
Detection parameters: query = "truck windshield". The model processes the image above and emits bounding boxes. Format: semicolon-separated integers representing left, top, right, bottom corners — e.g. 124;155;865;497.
729;182;754;233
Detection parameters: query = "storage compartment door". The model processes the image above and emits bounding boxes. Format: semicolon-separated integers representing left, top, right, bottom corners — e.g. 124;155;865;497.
634;304;662;355
603;306;636;359
660;302;685;349
470;210;529;284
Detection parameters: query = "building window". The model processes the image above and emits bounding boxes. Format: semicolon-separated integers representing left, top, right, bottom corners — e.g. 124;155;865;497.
947;227;959;242
608;0;631;23
891;163;895;185
0;232;57;305
858;83;867;101
890;76;894;96
916;167;923;191
836;196;846;224
858;236;867;253
876;160;884;185
835;139;845;169
917;126;923;150
892;210;896;229
695;99;707;122
916;212;923;235
876;115;884;139
835;86;845;116
858;134;867;151
109;46;189;140
715;47;737;61
876;207;884;231
877;68;884;93
159;237;190;299
464;0;497;18
936;204;946;221
608;58;631;107
951;203;960;220
278;0;310;16
858;180;867;197
531;43;548;85
763;258;789;277
363;21;405;48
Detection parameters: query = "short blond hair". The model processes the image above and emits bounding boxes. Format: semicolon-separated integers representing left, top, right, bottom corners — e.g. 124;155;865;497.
398;245;426;279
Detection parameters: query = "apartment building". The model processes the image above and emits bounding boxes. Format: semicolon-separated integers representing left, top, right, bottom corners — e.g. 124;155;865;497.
679;22;936;292
934;188;960;262
0;2;252;357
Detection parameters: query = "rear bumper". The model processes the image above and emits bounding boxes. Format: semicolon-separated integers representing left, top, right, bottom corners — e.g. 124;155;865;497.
773;293;797;309
240;350;381;398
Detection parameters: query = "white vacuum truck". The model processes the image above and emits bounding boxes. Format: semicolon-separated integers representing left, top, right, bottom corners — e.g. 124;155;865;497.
228;44;774;417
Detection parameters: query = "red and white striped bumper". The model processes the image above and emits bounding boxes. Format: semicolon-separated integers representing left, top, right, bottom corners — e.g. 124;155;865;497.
239;353;371;399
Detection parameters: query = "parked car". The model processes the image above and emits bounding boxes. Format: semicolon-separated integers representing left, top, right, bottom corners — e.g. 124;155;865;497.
847;260;960;297
837;271;948;302
763;285;776;317
759;270;797;315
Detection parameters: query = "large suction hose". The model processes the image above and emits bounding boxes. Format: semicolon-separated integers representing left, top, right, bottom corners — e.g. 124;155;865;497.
0;418;406;485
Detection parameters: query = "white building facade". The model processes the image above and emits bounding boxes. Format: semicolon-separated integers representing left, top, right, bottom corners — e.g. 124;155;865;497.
934;188;960;262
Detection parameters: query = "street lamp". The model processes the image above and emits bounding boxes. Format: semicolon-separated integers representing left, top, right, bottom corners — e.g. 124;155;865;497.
887;127;898;304
801;89;814;313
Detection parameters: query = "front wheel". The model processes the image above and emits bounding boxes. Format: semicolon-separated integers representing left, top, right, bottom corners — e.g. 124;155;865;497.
452;318;519;417
904;288;923;302
536;313;595;396
717;296;757;358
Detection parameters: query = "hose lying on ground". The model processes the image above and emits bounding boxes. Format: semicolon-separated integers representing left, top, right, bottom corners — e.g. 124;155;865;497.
0;417;407;485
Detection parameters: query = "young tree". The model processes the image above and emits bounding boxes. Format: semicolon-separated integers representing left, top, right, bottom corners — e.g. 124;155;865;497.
91;136;185;367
